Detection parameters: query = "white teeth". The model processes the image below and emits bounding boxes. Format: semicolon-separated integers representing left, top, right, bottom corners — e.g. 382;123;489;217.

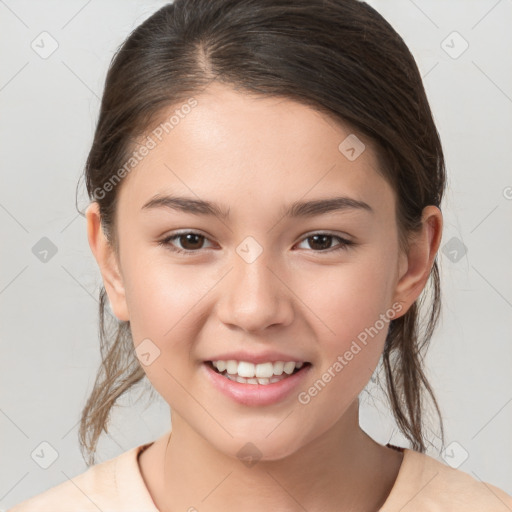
255;362;274;378
283;362;296;375
273;361;284;375
225;373;288;385
237;361;255;378
226;360;238;374
211;359;307;382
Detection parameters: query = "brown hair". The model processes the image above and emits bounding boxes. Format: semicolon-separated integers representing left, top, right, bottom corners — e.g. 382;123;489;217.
78;0;446;465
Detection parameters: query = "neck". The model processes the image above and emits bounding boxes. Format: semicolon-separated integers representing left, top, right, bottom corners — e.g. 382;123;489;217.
142;400;402;512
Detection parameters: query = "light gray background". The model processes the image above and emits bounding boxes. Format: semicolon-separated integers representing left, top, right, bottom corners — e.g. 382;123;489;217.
1;0;511;508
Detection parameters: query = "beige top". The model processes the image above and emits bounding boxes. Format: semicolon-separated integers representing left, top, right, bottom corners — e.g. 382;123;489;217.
9;434;512;511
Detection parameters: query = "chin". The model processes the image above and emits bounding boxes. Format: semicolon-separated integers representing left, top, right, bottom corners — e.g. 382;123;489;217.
209;430;305;464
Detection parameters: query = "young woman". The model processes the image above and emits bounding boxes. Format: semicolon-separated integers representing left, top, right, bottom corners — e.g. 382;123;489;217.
10;0;512;510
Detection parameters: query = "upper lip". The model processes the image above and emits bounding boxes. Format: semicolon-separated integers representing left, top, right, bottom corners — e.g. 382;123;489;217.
205;350;310;365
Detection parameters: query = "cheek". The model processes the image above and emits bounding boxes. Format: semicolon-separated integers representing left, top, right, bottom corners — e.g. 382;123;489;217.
296;251;397;343
121;252;209;387
122;260;205;408
295;263;394;424
292;248;397;401
123;250;201;334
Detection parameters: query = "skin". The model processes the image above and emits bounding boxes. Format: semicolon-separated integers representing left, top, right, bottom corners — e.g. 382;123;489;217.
87;82;442;511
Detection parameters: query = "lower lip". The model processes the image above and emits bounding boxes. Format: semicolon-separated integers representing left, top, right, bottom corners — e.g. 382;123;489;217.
202;362;312;406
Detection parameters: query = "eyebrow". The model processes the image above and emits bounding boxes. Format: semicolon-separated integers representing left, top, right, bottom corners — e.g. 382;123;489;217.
141;194;373;219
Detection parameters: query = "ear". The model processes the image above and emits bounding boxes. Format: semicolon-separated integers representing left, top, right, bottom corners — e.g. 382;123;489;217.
86;202;130;322
392;205;443;317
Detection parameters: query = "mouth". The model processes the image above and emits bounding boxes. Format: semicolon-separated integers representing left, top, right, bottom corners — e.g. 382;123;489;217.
205;360;312;385
203;359;313;406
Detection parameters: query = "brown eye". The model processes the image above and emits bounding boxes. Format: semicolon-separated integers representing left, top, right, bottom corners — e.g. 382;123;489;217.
307;234;334;251
177;233;205;250
296;233;354;252
158;231;213;255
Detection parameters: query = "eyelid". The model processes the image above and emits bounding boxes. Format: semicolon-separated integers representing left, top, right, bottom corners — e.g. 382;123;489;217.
299;229;353;242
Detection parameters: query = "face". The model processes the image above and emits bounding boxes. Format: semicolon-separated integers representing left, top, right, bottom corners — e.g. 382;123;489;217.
88;82;430;461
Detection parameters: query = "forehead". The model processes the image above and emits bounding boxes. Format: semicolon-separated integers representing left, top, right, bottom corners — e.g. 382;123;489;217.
116;82;395;220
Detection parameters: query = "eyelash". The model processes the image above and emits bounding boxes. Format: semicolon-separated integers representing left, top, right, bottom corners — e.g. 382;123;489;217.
158;231;354;256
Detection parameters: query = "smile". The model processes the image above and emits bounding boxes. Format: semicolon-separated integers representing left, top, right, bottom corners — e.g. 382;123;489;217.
203;359;312;406
208;360;307;385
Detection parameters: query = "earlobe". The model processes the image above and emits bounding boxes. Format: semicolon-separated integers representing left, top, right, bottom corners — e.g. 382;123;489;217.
392;206;443;316
85;202;130;322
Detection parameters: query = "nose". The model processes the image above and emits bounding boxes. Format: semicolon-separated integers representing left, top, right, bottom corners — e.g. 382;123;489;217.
216;244;294;333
